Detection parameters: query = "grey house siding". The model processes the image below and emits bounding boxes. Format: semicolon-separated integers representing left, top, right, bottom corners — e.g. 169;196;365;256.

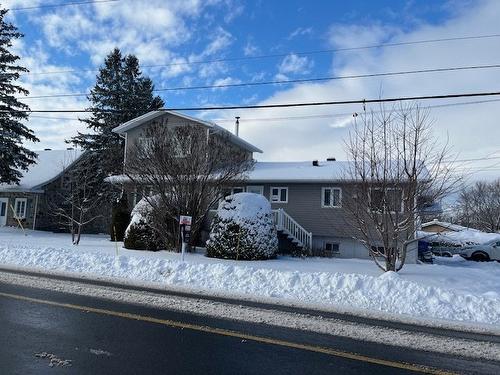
243;182;371;258
0;192;38;229
124;113;253;170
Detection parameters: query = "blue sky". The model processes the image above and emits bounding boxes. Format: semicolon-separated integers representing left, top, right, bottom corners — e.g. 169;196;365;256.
4;0;500;181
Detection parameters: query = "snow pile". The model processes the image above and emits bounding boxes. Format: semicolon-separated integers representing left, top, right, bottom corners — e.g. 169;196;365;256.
206;193;278;260
1;235;500;326
417;229;500;246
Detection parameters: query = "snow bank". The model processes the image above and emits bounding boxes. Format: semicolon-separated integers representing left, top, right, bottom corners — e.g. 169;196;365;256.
0;234;499;326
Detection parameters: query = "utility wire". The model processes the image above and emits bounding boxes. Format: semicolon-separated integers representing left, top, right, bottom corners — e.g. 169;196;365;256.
28;98;500;122
15;33;500;76
9;0;119;11
17;64;500;100
5;90;500;113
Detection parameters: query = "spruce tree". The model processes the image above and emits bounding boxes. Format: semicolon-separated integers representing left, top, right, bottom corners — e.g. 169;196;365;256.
71;48;164;178
0;7;39;184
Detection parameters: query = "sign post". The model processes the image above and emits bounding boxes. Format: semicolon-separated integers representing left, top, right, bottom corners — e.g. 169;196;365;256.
179;215;192;262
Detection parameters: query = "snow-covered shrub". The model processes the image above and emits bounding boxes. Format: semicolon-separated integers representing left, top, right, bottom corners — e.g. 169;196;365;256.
206;193;278;260
124;197;165;251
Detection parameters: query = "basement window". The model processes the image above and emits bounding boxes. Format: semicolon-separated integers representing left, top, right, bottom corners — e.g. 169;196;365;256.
324;242;340;257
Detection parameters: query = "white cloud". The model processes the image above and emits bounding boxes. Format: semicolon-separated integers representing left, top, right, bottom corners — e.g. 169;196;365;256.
208;0;500;182
288;26;313;40
243;40;259;56
277;53;313;75
211;76;241;91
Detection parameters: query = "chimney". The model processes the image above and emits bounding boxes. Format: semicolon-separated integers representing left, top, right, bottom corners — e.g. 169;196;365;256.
234;116;240;137
326;157;336;161
312;160;319;167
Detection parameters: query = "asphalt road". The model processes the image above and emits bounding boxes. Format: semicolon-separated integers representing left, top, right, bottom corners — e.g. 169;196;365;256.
0;276;499;374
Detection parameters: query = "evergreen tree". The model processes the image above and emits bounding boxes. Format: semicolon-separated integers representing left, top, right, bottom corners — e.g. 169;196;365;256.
0;7;39;184
71;48;164;178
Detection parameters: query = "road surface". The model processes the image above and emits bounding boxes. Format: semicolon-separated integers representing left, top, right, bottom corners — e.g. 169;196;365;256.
0;269;498;374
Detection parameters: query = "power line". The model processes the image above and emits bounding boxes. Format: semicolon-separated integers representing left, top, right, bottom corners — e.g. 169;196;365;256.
5;90;500;113
17;64;500;100
9;0;119;11
24;97;500;121
213;98;500;123
16;33;500;76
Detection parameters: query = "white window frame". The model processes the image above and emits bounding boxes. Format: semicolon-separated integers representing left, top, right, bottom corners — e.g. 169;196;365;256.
270;187;288;203
14;198;27;219
324;242;340;256
321;187;342;208
231;187;245;194
246;185;264;195
369;187;404;213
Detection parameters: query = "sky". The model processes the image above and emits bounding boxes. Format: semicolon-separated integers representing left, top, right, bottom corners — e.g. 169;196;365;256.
3;0;500;182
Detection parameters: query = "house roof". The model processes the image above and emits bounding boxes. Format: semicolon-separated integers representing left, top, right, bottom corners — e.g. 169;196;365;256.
246;160;350;182
107;159;429;184
0;149;84;193
112;110;263;153
420;219;474;232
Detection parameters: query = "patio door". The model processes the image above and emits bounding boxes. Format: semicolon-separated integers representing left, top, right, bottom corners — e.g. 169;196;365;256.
0;198;8;226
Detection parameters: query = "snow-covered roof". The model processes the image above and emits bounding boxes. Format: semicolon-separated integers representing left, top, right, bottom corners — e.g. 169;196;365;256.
107;159;427;184
0;149;84;192
247;161;349;182
112;110;262;153
417;229;500;245
421;219;473;232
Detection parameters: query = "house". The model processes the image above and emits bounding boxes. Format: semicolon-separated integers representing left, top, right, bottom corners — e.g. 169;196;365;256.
420;219;471;234
109;109;418;263
0;148;90;232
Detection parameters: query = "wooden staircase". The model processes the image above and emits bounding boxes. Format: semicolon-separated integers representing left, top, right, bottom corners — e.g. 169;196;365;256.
272;208;312;254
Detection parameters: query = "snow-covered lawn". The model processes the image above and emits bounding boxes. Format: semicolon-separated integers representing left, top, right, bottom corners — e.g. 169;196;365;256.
0;227;499;328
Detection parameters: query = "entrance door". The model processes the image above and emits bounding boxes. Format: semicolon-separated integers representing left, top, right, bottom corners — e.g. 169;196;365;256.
0;198;8;226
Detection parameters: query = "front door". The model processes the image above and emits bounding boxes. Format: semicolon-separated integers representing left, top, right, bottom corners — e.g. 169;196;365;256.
0;198;8;226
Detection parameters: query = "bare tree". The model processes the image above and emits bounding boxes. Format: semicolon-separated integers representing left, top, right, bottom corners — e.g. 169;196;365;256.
125;121;254;249
49;154;104;245
343;102;458;272
455;179;500;232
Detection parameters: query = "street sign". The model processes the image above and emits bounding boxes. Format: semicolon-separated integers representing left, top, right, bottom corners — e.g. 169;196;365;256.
179;215;192;226
179;215;193;262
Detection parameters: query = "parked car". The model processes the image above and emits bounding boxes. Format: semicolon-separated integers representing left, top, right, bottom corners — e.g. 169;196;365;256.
460;239;500;261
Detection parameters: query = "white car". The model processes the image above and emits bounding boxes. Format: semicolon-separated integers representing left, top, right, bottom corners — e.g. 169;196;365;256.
460;239;500;261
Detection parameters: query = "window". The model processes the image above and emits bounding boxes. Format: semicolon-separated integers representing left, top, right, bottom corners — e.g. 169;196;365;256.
14;198;27;219
369;188;403;213
324;242;340;257
270;187;288;203
137;137;153;152
222;187;244;198
246;186;264;195
172;133;192;158
322;187;342;208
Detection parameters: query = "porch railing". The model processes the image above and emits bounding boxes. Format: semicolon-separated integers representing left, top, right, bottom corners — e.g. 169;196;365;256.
273;208;312;251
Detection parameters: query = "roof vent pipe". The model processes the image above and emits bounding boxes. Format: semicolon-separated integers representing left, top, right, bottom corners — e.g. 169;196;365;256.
44;148;51;151
234;116;240;137
326;157;336;161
